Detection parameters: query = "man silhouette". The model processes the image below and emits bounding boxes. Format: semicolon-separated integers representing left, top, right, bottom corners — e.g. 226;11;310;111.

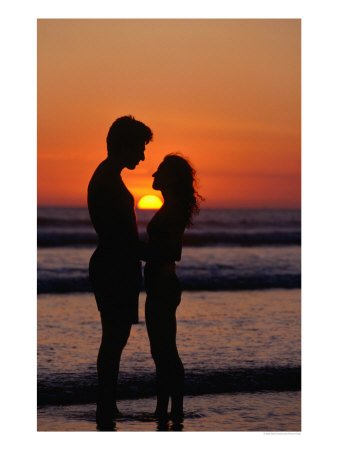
88;115;153;428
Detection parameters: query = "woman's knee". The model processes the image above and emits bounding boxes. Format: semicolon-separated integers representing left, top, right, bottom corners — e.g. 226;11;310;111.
150;344;179;363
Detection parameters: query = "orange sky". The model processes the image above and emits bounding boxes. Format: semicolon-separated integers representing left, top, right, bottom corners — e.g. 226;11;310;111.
37;19;300;208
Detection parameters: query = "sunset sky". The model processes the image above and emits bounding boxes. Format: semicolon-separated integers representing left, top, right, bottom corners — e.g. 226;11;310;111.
37;19;300;208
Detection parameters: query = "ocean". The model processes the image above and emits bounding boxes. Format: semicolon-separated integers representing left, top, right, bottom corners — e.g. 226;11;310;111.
37;207;301;431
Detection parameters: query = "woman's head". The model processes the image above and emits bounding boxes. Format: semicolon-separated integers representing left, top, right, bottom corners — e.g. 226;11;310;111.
152;154;203;227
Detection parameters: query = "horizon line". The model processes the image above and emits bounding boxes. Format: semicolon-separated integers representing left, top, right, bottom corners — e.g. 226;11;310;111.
37;205;301;210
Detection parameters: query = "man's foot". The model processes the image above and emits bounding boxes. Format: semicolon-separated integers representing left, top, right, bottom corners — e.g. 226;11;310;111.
111;405;122;418
170;394;184;422
170;409;184;422
154;394;169;420
154;408;169;420
96;420;116;431
96;403;122;429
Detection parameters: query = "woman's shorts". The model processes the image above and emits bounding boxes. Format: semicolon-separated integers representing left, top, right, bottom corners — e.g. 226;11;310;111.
144;265;182;311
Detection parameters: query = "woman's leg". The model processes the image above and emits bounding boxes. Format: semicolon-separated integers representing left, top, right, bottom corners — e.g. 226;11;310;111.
165;310;184;418
169;353;184;418
145;298;170;416
145;298;184;417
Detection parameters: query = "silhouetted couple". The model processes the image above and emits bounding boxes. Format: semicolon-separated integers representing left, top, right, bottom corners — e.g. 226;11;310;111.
88;116;201;429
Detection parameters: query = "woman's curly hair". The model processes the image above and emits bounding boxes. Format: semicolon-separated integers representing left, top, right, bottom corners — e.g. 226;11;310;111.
162;153;203;227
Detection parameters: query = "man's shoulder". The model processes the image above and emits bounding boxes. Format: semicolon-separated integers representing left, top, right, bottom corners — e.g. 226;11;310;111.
88;162;120;190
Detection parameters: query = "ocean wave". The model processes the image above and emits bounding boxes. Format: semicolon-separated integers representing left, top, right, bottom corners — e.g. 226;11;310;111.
37;273;300;294
37;366;301;405
37;208;301;229
37;231;301;247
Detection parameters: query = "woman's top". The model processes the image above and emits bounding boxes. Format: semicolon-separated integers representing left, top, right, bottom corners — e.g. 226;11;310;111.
147;204;185;260
144;203;186;274
144;203;185;303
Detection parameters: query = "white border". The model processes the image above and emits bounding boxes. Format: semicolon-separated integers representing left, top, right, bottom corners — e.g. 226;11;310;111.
1;0;338;448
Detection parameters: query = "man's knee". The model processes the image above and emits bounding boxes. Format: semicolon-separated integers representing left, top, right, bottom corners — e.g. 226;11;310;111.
101;317;131;348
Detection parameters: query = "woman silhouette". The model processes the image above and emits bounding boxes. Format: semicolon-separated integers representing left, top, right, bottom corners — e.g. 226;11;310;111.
142;154;202;420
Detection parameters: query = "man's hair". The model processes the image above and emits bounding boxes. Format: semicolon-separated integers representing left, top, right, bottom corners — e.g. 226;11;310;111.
106;115;153;156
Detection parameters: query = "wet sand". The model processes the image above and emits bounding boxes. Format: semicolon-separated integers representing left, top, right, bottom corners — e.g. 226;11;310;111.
38;391;301;432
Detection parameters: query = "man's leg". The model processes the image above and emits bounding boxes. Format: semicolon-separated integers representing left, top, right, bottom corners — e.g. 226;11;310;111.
96;312;131;424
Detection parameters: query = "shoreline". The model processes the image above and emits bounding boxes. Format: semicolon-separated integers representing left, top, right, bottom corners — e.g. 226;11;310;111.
37;391;301;432
38;366;301;407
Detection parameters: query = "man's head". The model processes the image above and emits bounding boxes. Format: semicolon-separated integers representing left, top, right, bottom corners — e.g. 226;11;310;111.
107;115;153;169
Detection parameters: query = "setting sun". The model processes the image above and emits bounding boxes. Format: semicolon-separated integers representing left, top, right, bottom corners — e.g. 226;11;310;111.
137;195;163;210
38;20;300;208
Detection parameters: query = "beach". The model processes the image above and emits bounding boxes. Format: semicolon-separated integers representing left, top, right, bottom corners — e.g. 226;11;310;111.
37;208;301;431
38;290;300;431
